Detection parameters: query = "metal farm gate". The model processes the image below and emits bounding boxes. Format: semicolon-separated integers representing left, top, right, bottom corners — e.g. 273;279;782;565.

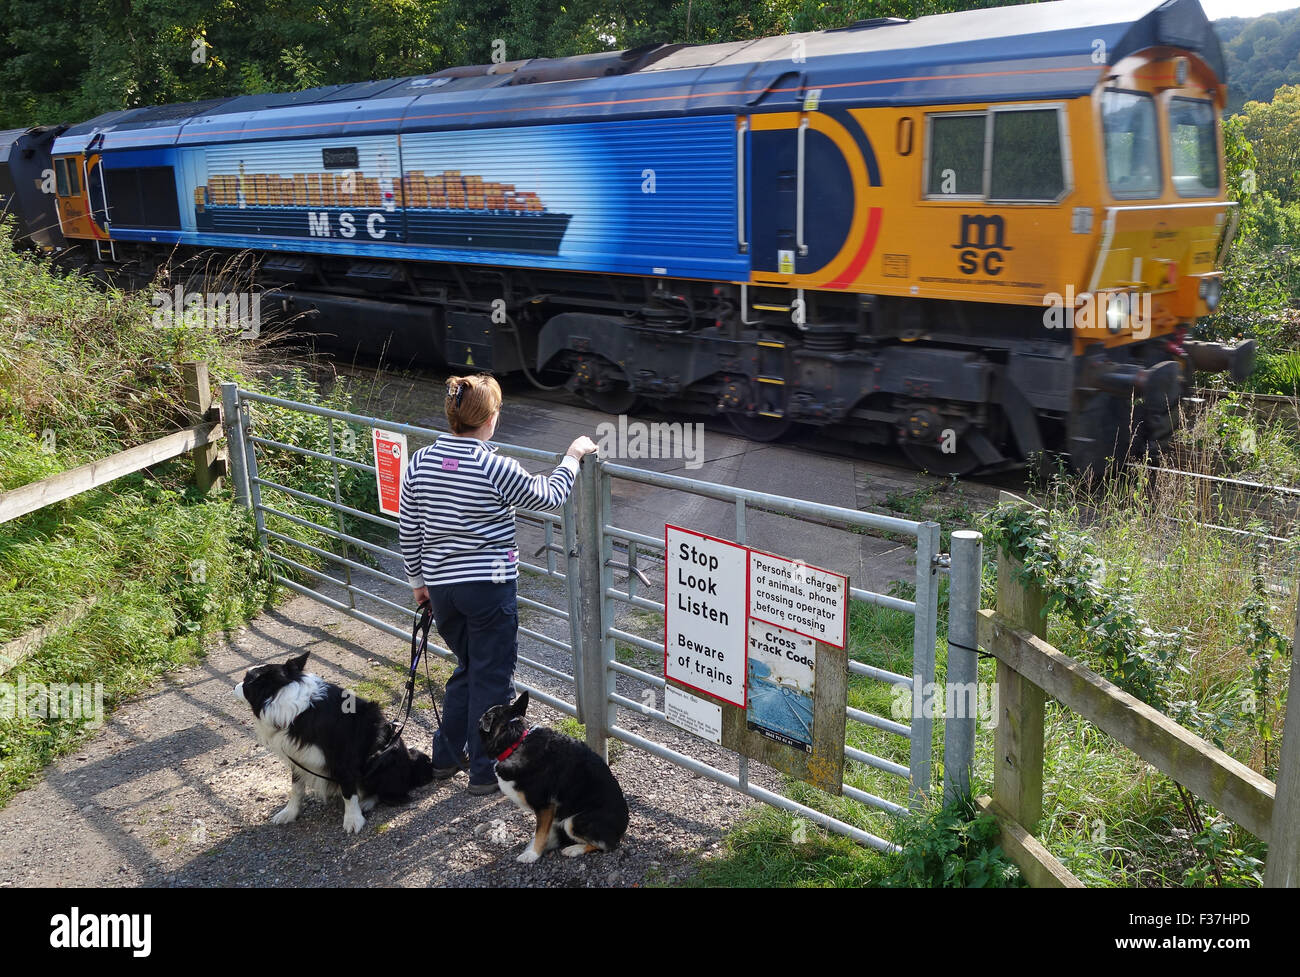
220;383;982;852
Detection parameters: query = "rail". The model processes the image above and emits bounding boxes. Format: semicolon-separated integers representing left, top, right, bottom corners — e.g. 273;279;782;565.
0;362;224;526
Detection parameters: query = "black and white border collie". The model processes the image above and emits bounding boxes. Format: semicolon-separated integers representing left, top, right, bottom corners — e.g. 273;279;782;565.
233;652;434;834
480;691;629;862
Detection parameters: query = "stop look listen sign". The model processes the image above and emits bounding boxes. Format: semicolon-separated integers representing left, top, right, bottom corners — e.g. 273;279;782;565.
663;526;748;707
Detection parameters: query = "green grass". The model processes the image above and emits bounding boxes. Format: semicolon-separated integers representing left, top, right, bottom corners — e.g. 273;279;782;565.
0;225;380;805
881;481;980;549
1242;349;1300;397
682;805;894;887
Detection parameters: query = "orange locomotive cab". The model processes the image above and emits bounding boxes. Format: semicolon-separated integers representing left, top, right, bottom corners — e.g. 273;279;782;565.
52;150;112;250
1066;48;1252;468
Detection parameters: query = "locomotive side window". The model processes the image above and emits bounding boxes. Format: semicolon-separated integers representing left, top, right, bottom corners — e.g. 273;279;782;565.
988;108;1065;201
925;113;985;197
1101;90;1161;198
1168;98;1219;197
53;158;80;197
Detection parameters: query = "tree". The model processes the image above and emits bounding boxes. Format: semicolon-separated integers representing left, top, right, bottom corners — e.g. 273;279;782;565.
0;0;1045;129
1240;84;1300;206
1217;9;1300;115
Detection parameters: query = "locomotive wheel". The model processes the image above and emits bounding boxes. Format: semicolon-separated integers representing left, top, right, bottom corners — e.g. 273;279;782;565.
726;412;792;442
582;384;639;414
574;355;639;414
900;439;983;477
1067;393;1134;477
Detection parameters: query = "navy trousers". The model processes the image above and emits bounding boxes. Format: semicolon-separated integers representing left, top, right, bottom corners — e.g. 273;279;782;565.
427;578;518;785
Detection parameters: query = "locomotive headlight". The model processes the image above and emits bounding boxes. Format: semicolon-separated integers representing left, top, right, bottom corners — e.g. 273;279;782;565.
1198;276;1223;312
1105;292;1127;333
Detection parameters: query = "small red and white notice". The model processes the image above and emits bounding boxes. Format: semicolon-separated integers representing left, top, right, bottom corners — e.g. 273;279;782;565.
372;429;408;517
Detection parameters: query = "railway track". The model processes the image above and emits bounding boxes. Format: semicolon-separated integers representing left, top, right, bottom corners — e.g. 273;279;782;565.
317;358;1025;506
1196;388;1300;436
308;360;1299;548
1125;462;1300;544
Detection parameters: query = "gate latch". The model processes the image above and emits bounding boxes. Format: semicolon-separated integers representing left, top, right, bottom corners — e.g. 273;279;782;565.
604;558;650;587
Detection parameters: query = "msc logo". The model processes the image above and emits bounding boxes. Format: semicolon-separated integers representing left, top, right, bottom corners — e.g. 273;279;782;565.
953;215;1012;276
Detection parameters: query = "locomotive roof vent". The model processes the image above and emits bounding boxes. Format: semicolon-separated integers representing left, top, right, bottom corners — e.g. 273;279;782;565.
829;17;909;32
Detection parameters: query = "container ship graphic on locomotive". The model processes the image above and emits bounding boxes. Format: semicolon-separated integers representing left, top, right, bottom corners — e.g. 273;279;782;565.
193;162;572;255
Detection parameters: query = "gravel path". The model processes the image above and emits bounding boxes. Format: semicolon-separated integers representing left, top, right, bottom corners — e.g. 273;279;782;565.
0;531;775;888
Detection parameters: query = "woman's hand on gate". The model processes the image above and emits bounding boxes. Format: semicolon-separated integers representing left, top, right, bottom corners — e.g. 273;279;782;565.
412;585;429;607
566;435;598;461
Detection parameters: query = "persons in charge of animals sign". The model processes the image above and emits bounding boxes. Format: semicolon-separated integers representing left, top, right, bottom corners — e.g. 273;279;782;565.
748;550;848;649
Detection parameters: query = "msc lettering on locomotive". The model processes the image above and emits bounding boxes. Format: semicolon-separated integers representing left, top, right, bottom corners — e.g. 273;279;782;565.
954;214;1012;277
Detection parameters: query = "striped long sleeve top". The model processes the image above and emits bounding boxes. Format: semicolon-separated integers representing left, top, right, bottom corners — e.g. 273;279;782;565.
399;434;579;587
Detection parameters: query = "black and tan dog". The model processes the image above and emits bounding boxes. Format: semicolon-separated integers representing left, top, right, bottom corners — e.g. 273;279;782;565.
479;691;629;862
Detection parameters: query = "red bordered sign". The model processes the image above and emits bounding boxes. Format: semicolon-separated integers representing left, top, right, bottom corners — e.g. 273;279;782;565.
372;429;408;517
746;547;849;649
664;525;749;708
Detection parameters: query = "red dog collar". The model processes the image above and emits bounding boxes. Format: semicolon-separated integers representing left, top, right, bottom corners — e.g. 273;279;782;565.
497;728;530;762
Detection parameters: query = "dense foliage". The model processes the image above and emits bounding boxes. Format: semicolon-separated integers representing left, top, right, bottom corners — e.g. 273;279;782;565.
1199;87;1300;395
0;0;1044;130
1218;7;1300;115
884;792;1022;888
0;225;377;803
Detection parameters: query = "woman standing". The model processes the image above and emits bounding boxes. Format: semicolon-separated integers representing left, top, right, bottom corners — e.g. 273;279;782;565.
399;374;597;794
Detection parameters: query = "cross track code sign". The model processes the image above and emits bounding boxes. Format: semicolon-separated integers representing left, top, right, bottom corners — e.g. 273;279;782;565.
373;429;408;517
664;526;748;707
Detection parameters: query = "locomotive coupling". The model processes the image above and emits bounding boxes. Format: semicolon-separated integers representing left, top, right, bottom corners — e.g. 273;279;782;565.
1182;339;1257;384
1094;361;1181;397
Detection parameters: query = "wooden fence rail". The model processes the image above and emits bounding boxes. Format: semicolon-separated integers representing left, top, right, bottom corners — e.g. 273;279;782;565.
0;363;225;676
976;510;1297;888
0;363;224;526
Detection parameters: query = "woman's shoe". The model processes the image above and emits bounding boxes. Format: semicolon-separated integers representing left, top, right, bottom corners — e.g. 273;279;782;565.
433;752;470;779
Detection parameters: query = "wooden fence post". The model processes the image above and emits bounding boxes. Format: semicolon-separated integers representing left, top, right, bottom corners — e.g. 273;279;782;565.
993;546;1047;832
182;362;222;495
1264;582;1300;887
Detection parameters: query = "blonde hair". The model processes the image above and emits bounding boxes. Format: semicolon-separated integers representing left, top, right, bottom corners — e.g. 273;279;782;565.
445;374;502;434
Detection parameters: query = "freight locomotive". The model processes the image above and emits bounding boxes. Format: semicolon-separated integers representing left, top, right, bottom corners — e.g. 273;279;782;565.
0;0;1256;473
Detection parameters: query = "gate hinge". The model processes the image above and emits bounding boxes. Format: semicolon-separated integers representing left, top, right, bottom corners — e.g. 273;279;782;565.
934;553;951;570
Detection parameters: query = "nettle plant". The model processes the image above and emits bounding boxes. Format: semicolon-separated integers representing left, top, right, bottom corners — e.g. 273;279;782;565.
983;504;1186;708
886;793;1022;889
1238;545;1293;782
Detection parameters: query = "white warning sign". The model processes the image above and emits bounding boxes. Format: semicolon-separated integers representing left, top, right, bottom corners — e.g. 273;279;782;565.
664;525;747;707
664;684;723;745
748;550;848;649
